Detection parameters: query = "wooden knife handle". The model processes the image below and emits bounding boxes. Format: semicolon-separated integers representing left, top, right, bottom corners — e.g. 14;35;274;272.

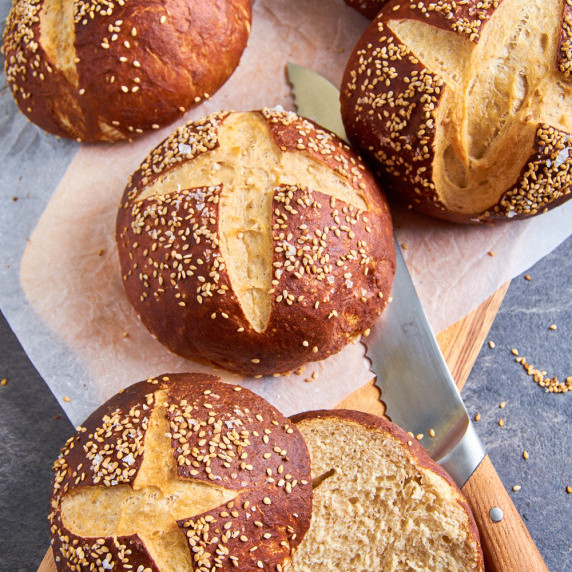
461;454;548;572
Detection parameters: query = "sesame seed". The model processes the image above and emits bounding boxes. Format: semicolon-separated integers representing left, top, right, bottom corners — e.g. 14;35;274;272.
523;451;529;460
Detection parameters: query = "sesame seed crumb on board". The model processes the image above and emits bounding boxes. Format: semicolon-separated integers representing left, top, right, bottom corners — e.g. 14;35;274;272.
513;351;571;393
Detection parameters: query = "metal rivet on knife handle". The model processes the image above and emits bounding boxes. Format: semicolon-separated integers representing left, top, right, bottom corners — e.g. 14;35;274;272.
489;506;504;522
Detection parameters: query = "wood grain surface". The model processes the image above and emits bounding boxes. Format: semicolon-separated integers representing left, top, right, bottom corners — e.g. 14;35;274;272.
462;455;549;572
38;285;510;572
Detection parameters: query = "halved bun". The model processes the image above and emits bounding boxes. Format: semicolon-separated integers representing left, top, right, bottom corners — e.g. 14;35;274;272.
288;410;484;571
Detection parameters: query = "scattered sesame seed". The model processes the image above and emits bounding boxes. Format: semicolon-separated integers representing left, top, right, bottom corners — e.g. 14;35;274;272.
488;340;496;349
512;485;521;492
499;401;506;409
498;418;504;427
523;451;529;460
514;352;570;393
0;378;7;387
474;413;481;422
548;324;557;331
63;396;71;402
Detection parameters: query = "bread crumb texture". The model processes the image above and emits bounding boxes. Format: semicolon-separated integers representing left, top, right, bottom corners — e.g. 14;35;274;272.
341;0;572;223
287;412;483;572
2;0;252;141
49;373;312;571
116;109;395;375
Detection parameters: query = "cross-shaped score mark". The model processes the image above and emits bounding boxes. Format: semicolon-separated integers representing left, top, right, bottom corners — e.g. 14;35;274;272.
388;0;572;211
60;394;237;570
135;111;368;332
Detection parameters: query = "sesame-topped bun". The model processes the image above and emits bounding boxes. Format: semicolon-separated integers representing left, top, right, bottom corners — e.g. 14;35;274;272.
341;0;572;223
49;373;313;571
287;410;484;571
116;108;395;375
343;0;389;19
2;0;251;142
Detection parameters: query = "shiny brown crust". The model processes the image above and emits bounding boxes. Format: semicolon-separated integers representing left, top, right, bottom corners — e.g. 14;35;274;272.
290;409;484;571
341;0;572;223
343;0;390;19
2;0;251;142
49;373;312;571
116;108;396;375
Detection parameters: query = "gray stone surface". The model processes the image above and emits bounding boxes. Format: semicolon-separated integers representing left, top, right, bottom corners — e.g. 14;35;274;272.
463;236;571;572
0;236;570;571
0;310;73;571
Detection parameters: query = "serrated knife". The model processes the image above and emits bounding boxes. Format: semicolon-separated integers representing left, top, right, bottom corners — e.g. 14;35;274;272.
287;62;548;572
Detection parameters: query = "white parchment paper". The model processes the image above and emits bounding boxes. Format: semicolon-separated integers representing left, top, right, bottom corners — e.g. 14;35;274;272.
1;0;570;427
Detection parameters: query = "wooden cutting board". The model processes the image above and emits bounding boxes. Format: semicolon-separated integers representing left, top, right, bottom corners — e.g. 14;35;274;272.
37;283;509;572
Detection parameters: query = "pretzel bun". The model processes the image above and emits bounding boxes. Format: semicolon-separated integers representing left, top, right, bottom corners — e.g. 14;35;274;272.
116;108;395;375
49;373;312;571
341;0;572;223
2;0;251;142
343;0;389;19
287;410;484;571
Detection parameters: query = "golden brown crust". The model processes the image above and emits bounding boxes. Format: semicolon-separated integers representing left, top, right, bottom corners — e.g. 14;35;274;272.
290;409;485;572
341;0;572;223
2;0;251;142
49;373;312;571
116;109;395;375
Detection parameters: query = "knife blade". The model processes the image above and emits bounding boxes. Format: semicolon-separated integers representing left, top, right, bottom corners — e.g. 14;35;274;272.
287;61;549;572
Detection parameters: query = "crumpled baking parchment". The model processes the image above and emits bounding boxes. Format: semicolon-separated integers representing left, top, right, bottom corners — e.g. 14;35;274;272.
1;0;570;427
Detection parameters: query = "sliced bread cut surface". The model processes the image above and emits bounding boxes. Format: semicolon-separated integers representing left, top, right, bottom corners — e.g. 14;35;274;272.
288;410;483;572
